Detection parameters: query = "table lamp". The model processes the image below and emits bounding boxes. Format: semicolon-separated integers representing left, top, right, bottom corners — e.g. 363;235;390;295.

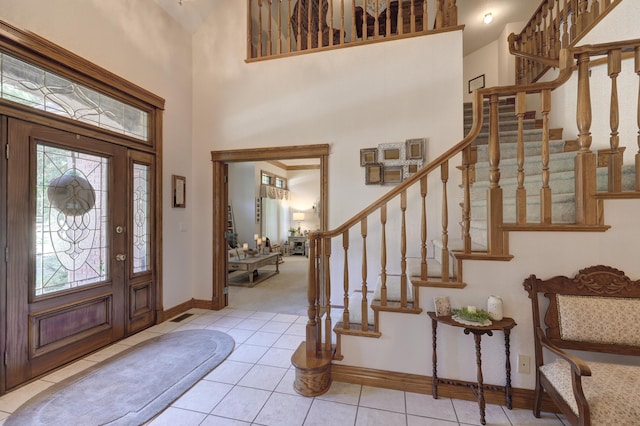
292;212;305;235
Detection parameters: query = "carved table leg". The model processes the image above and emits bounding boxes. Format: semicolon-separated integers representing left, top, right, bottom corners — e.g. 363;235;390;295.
473;333;486;425
431;318;438;399
504;329;513;409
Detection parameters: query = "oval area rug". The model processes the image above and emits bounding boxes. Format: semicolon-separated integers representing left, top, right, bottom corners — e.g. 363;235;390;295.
6;329;235;426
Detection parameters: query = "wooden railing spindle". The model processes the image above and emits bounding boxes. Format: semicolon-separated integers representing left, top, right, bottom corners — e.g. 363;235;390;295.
360;218;368;331
420;175;428;279
296;0;302;50
306;234;318;354
540;89;552;224
386;0;392;38
323;236;332;351
400;192;408;306
461;148;472;252
267;0;273;56
247;0;253;59
380;204;388;305
440;162;449;282
317;0;322;48
575;51;597;224
487;94;504;254
516;91;527;224
351;0;356;42
287;0;292;52
562;0;569;48
342;230;350;328
257;0;264;57
374;0;380;39
636;46;640;191
340;0;345;45
410;0;416;34
608;48;622;192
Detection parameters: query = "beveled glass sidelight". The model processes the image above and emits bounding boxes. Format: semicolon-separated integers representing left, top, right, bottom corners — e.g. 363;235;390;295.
132;163;150;273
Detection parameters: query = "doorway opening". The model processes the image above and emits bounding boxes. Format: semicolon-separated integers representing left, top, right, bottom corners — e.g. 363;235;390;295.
210;144;329;312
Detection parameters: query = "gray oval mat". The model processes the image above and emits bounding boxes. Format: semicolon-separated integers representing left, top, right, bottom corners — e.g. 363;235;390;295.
6;329;235;426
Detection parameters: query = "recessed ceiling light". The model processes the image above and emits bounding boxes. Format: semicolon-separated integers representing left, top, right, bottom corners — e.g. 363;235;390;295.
484;13;493;24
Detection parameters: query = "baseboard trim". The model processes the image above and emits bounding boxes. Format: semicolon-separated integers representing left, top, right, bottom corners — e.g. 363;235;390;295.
160;298;216;322
331;364;560;413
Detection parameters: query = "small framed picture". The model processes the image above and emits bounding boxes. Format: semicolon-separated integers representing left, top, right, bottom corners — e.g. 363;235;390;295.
434;296;451;317
365;163;383;185
468;74;485;93
360;148;378;166
172;175;186;208
382;165;403;184
405;138;425;160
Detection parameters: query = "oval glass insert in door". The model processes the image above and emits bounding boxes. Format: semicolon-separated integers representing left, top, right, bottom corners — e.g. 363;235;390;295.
35;144;109;296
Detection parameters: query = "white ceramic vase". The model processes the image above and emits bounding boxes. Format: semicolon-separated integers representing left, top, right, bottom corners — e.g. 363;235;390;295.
487;295;503;320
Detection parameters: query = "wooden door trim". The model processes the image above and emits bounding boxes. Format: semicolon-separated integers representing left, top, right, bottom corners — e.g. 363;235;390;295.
210;144;330;310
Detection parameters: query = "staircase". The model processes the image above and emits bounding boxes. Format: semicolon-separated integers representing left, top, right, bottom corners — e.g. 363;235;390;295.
293;22;640;401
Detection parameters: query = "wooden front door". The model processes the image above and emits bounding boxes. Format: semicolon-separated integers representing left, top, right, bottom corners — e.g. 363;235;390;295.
4;118;147;390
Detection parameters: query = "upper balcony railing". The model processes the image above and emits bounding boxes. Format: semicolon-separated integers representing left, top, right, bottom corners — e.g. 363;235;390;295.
509;0;622;85
246;0;459;61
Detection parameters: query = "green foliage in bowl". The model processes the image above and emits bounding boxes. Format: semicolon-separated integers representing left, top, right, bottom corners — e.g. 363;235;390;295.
452;307;492;323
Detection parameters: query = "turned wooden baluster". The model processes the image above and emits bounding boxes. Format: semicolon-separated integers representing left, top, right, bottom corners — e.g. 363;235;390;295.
351;0;356;42
445;0;457;27
542;3;549;59
592;0;600;20
360;218;369;331
287;0;292;52
306;233;318;353
374;0;380;38
380;204;388;305
570;0;577;43
267;0;273;56
435;0;443;30
306;0;312;48
342;230;350;328
420;175;429;279
549;0;561;59
398;0;404;35
540;89;552;224
257;0;264;57
317;0;322;47
329;0;334;46
410;0;416;34
577;0;588;34
636;46;640;191
575;51;598;224
247;0;254;58
516;91;528;224
323;236;332;351
440;162;450;282
386;0;392;37
462;148;472;252
487;95;504;254
608;48;622;192
400;191;408;306
562;0;569;48
297;0;302;50
340;0;345;44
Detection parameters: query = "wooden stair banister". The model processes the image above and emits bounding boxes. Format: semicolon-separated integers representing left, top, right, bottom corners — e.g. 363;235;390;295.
509;0;622;84
295;38;640;398
247;0;460;60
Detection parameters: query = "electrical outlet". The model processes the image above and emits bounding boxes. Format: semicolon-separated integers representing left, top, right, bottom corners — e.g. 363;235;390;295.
518;354;531;374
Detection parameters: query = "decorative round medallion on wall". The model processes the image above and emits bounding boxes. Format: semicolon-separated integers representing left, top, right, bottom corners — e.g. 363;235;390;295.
47;170;96;216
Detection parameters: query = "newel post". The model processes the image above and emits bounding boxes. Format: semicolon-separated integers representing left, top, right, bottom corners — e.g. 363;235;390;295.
486;94;505;254
574;51;598;224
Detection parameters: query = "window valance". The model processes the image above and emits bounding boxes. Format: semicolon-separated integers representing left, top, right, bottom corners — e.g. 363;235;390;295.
260;184;289;200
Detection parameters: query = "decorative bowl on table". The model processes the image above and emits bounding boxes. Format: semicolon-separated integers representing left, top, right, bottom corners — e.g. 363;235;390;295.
451;307;492;326
244;249;258;257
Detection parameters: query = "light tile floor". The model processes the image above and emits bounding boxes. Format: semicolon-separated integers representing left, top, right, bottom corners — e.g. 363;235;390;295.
0;308;567;426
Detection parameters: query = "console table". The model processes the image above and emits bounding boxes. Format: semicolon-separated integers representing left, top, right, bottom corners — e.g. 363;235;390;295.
427;312;517;425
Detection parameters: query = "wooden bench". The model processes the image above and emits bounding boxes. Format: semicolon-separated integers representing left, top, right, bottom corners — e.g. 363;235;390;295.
523;265;640;426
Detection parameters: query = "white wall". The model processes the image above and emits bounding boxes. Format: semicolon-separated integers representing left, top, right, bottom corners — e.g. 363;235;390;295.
288;169;321;234
0;0;194;309
463;40;498;104
191;1;464;300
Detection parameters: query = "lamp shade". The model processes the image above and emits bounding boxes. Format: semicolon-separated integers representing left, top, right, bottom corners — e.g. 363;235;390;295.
293;212;305;221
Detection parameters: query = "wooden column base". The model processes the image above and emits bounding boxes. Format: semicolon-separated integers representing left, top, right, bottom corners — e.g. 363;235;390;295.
291;342;333;396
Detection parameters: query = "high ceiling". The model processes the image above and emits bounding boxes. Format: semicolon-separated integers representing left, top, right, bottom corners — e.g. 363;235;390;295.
154;0;540;55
